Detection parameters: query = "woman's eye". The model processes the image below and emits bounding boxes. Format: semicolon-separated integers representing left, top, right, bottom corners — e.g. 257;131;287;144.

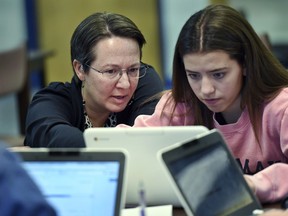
104;69;117;75
128;67;139;73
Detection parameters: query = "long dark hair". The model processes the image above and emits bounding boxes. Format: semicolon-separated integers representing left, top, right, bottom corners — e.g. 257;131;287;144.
169;4;288;142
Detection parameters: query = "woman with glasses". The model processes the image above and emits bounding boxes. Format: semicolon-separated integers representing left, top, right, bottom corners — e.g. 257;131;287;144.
24;12;164;148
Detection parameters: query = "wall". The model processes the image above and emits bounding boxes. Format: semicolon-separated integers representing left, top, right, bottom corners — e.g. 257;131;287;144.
36;0;162;84
158;0;288;88
230;0;288;44
158;0;210;88
0;0;27;136
36;0;288;86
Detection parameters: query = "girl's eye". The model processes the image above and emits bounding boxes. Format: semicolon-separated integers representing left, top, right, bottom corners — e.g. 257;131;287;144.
212;72;225;79
187;73;201;80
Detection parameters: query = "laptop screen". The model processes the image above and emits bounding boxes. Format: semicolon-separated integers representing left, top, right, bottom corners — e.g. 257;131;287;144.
167;142;253;216
23;161;119;216
160;129;262;216
16;149;127;216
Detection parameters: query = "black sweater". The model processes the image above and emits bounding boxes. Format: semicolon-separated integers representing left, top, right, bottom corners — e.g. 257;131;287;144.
24;63;164;147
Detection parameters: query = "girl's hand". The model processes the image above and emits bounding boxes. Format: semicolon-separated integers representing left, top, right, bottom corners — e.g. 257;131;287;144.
261;209;288;216
244;174;256;193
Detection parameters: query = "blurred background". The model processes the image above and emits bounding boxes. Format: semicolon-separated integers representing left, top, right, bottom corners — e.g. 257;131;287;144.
0;0;288;138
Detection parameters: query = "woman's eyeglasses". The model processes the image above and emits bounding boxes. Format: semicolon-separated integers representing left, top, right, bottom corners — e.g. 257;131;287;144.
84;64;147;80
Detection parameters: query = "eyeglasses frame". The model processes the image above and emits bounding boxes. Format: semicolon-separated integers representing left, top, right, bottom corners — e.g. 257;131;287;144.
83;63;147;80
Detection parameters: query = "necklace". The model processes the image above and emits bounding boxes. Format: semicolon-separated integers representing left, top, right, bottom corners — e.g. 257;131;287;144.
82;100;117;129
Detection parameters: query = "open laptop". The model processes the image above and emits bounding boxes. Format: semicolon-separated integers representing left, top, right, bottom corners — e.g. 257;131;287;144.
158;129;263;216
14;148;128;216
84;126;209;206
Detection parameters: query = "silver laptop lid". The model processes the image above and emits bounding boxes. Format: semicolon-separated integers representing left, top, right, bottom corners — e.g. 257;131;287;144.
84;126;209;206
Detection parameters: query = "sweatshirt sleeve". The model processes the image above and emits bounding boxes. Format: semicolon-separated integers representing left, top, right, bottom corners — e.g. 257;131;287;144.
121;91;193;127
131;91;174;126
247;90;288;204
245;163;288;203
117;91;172;127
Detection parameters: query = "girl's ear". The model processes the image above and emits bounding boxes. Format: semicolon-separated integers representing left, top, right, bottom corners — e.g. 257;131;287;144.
73;59;85;81
243;68;247;76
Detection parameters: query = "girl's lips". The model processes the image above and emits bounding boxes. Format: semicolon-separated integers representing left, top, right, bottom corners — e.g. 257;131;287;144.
203;98;220;106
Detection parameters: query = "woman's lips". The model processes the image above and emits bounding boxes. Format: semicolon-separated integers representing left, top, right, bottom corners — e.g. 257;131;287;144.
112;95;128;104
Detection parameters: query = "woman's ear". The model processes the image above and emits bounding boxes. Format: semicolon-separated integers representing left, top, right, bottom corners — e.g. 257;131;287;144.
73;59;85;81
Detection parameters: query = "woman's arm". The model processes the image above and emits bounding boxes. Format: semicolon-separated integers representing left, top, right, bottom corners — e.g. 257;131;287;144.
24;82;85;148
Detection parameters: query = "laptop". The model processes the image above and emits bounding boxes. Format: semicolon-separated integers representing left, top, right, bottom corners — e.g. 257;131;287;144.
83;126;209;206
14;148;128;216
158;129;263;216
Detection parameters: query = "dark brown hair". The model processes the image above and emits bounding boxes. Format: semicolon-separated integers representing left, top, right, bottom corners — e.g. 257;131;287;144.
70;12;146;83
168;4;288;142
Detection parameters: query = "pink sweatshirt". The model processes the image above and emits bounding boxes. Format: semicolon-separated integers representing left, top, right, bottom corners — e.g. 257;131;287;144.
122;89;288;204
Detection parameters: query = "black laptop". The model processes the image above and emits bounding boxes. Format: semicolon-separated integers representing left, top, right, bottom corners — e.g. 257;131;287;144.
14;148;127;216
158;129;263;216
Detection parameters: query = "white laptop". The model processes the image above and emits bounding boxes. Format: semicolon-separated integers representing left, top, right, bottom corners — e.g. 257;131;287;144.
158;129;263;216
84;126;208;206
14;148;128;216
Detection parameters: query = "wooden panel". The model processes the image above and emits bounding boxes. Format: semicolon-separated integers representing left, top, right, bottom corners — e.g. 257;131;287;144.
36;0;162;84
209;0;229;4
